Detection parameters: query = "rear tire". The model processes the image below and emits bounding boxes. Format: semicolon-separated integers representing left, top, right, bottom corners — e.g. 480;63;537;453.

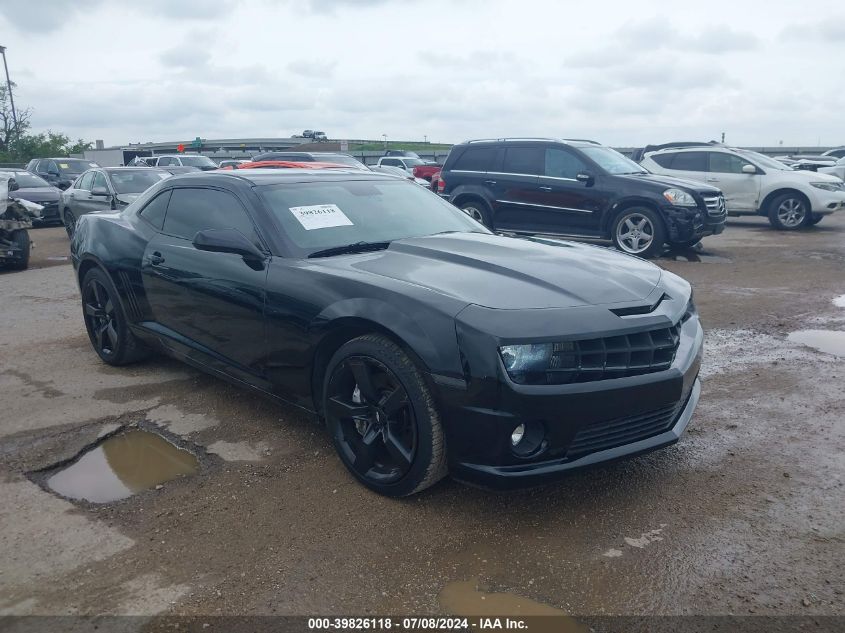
10;230;30;270
459;199;492;228
323;334;447;497
767;193;808;230
611;207;666;258
80;267;149;366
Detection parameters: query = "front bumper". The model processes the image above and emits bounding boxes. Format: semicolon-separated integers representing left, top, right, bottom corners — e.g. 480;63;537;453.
663;204;726;242
810;191;845;215
436;304;703;489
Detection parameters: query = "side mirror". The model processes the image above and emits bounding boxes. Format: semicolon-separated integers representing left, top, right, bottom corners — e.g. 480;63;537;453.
741;164;757;174
575;171;595;185
91;186;110;196
193;228;265;270
8;179;19;192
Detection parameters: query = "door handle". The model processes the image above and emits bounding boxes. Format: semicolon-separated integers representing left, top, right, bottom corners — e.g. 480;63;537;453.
150;252;165;266
69;193;75;198
484;179;497;185
538;186;552;192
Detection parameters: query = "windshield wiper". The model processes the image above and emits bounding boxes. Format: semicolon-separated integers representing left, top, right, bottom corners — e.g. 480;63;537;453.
307;241;391;259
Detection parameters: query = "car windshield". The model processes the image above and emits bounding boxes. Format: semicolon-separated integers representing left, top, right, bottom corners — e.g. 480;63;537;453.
257;179;488;257
580;146;647;174
179;155;217;168
735;150;790;171
403;158;425;167
60;160;99;175
108;170;170;194
9;172;50;188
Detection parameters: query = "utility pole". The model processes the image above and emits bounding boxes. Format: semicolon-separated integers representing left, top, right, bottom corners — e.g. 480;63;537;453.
0;45;18;137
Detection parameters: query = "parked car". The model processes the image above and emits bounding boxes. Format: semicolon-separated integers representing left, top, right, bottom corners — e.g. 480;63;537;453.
774;155;837;172
1;174;40;270
376;156;429;178
61;167;170;237
233;161;347;170
369;164;430;186
218;159;250;169
26;157;100;190
251;152;368;170
70;169;702;497
0;170;62;225
641;143;845;229
818;157;845;181
822;147;845;159
147;155;218;170
439;138;726;257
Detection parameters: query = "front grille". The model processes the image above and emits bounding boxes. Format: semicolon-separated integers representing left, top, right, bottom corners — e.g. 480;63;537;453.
566;389;692;459
542;323;682;384
702;195;726;216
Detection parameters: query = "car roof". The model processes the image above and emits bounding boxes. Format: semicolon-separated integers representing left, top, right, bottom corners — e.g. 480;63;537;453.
164;168;397;187
102;166;167;171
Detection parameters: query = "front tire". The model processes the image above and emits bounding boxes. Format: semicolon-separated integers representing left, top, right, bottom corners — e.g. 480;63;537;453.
767;193;808;230
81;267;149;366
323;334;447;497
9;230;31;270
63;209;77;239
611;207;666;258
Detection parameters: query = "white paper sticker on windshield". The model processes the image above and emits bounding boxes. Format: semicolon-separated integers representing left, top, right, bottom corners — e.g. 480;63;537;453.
290;204;353;230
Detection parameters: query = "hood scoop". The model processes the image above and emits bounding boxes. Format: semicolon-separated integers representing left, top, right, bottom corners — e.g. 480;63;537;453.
610;293;668;317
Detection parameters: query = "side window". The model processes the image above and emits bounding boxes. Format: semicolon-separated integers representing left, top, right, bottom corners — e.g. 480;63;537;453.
139;190;171;230
669;152;707;172
46;160;59;175
709;152;750;174
92;172;108;191
78;171;95;191
452;147;496;172
650;153;675;168
163;188;259;243
158;157;175;166
382;159;400;167
544;148;587;179
502;147;544;176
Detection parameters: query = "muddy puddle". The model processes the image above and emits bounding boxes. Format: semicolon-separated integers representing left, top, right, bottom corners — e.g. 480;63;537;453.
439;580;585;632
663;250;732;263
46;429;199;503
787;330;845;358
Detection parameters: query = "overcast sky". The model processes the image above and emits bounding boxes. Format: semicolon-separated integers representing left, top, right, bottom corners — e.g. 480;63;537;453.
1;0;843;148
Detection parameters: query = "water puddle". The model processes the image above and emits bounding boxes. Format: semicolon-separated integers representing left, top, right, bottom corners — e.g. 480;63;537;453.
787;330;845;358
46;429;199;503
439;580;586;632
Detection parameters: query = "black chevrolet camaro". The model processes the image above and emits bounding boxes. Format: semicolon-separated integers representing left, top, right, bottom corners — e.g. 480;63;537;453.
70;169;703;497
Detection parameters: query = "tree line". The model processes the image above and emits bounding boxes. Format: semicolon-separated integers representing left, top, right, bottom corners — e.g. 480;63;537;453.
1;83;92;164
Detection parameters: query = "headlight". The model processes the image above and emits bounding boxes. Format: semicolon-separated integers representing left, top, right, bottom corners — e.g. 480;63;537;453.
499;343;553;381
811;182;843;192
663;188;698;206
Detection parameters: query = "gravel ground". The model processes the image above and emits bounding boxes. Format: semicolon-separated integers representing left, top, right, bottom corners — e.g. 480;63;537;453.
0;218;842;625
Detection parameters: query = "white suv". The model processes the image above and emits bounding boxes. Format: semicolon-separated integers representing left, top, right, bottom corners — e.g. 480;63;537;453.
641;145;845;230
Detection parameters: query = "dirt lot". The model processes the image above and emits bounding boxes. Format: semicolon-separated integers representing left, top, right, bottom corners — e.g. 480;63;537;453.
1;218;843;626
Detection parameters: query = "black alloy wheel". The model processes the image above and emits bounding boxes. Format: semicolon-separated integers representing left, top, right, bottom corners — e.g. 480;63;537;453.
64;209;77;239
81;268;148;365
323;335;447;496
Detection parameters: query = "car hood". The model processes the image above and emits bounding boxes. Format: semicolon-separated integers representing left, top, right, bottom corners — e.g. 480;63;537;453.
617;172;721;194
320;233;663;310
786;169;842;183
11;186;61;202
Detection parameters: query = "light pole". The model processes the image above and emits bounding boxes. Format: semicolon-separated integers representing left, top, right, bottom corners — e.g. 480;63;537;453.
0;45;18;137
424;135;428;144
382;134;387;149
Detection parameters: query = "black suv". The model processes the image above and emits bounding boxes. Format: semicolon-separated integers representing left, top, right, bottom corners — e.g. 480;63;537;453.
438;138;726;257
26;157;99;191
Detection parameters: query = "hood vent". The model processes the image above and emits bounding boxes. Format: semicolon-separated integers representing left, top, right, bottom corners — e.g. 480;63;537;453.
610;293;667;317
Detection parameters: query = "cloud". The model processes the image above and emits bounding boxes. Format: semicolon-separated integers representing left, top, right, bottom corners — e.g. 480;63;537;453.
159;45;212;69
287;59;337;79
780;17;845;42
0;0;103;34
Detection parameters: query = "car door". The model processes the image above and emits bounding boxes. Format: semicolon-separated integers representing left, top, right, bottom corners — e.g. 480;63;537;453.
66;170;95;217
488;145;543;232
660;151;709;185
706;152;760;212
88;171;114;213
530;147;605;235
140;186;270;381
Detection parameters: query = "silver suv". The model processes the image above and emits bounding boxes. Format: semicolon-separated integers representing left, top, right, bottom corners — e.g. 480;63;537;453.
640;144;845;229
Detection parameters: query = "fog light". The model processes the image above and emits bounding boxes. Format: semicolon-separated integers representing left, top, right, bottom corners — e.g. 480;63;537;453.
510;420;547;458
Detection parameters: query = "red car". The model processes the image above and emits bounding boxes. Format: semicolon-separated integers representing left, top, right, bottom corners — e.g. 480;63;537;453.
412;164;442;182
